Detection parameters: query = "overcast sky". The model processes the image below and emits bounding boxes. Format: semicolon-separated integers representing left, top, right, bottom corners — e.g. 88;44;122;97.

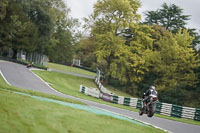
64;0;200;30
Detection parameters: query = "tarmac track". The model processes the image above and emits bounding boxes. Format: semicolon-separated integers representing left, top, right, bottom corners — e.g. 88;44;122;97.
0;61;200;133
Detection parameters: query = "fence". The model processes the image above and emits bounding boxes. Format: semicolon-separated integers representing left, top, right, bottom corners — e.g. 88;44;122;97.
17;51;49;67
80;85;100;98
79;68;200;121
72;59;81;66
0;49;49;67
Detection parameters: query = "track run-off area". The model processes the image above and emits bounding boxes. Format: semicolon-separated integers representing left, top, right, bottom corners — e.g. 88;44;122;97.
0;61;200;133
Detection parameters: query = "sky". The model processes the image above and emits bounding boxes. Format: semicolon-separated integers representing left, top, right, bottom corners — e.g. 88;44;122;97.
64;0;200;30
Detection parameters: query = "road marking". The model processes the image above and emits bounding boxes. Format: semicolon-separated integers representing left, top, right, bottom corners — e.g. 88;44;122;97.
92;106;173;133
30;69;173;133
0;70;11;86
30;69;65;96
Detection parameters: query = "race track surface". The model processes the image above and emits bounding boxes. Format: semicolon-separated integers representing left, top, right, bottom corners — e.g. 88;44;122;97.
0;61;200;133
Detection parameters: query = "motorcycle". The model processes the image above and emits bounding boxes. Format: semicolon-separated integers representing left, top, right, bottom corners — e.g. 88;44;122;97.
139;94;158;117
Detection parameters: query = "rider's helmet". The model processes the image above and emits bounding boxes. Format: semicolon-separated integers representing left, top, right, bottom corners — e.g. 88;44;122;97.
150;86;155;90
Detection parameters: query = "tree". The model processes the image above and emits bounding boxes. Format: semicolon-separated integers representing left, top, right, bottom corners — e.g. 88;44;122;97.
144;3;200;48
149;30;198;104
0;0;38;59
144;3;190;33
188;28;200;49
75;37;97;69
89;0;141;82
0;0;78;64
0;0;8;21
47;26;74;64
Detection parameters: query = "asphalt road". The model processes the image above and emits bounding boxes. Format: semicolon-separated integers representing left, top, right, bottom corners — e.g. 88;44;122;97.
0;61;200;133
47;68;95;79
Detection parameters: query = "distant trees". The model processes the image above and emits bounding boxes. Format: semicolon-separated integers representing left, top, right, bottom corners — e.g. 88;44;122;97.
0;0;79;64
144;3;190;33
76;0;200;107
75;37;97;69
144;2;200;48
142;3;200;106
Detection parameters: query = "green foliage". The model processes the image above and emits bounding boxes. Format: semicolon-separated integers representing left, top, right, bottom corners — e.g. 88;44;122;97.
48;27;74;64
75;37;97;69
152;30;198;90
90;0;149;84
0;0;8;21
81;0;200;107
0;0;79;64
144;3;190;33
144;2;200;48
159;88;186;105
188;28;200;49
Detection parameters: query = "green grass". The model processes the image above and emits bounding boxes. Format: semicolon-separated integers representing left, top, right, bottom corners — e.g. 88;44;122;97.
0;84;165;133
48;62;96;77
48;62;136;98
33;70;139;112
33;70;200;126
105;85;138;98
0;73;83;105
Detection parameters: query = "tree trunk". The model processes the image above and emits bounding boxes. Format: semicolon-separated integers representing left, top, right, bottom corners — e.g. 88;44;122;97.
30;53;33;65
12;48;17;59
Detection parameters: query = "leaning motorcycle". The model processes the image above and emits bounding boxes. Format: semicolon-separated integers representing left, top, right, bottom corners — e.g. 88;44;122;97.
139;95;158;117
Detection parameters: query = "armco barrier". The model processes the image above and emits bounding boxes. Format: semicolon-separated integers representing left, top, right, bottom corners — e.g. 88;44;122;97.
181;107;195;119
160;103;172;116
136;99;142;109
194;108;200;121
88;72;200;121
124;98;131;106
80;85;100;98
129;98;138;108
80;85;86;94
171;105;182;118
100;85;106;93
86;88;100;98
156;102;162;114
118;96;124;105
98;83;102;89
112;95;119;104
101;93;113;102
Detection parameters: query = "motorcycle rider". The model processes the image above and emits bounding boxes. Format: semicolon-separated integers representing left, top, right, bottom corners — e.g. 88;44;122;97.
141;86;157;111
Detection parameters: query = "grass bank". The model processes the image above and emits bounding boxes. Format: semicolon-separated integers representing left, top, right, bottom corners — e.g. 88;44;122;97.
0;81;165;133
48;62;134;98
33;70;200;126
33;70;139;112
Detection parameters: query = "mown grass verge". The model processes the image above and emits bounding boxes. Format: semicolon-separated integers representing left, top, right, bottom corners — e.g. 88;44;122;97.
48;62;134;98
33;70;200;126
33;70;139;112
0;78;165;133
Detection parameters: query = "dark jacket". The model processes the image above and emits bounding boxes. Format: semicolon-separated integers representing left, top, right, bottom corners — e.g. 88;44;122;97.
142;88;157;99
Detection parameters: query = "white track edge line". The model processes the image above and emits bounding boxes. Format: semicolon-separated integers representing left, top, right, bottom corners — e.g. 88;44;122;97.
0;70;11;86
30;69;172;133
30;70;65;96
92;106;173;133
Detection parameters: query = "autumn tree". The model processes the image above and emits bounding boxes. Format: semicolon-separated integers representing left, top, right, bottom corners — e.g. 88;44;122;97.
147;29;198;104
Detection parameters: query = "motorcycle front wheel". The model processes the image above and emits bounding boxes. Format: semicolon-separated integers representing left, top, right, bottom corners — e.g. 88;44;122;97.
147;105;154;117
139;108;143;116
